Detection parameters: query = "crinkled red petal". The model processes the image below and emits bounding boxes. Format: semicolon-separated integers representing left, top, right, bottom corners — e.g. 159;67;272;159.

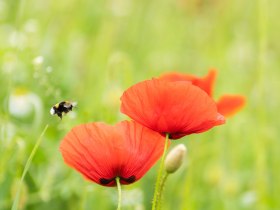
60;121;166;186
121;79;225;139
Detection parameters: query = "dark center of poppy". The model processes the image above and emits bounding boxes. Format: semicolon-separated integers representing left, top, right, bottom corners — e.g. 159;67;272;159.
99;175;136;185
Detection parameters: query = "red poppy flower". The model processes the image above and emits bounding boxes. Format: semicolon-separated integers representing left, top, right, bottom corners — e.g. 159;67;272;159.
60;120;167;187
159;69;246;117
120;79;225;139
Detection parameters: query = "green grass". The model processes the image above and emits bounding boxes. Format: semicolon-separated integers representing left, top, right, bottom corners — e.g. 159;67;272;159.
1;0;279;209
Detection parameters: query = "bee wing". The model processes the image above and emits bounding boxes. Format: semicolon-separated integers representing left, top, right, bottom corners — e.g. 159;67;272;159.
71;101;78;107
63;102;73;108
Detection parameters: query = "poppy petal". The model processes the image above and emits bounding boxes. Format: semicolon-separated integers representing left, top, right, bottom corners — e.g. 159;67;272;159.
216;94;246;117
159;72;196;82
60;121;166;186
192;69;216;96
159;69;217;96
120;79;225;139
117;121;168;182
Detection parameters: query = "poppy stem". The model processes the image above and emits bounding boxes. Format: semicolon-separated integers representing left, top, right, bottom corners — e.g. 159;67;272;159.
11;124;49;210
152;133;169;210
157;173;169;210
116;177;122;210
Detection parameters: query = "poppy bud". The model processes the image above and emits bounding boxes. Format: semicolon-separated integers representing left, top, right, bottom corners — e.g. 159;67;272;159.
164;144;187;174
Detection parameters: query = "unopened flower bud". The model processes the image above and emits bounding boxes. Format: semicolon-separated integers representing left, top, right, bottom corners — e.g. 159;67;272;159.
164;144;187;174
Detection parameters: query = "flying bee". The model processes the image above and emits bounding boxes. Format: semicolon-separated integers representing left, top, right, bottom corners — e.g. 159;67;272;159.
50;101;77;119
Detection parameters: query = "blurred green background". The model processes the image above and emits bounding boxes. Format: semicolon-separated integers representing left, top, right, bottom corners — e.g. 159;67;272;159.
0;0;279;209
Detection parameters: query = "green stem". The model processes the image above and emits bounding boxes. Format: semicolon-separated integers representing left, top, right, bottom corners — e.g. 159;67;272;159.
152;133;169;210
158;173;169;208
11;124;49;210
116;177;122;210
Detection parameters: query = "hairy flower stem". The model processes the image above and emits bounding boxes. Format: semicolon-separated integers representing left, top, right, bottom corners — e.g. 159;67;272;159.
116;177;122;210
157;173;169;209
11;124;49;210
152;133;169;210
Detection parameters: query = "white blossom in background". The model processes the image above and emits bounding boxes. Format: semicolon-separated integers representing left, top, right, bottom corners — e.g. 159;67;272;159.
240;191;257;207
8;88;42;120
32;55;44;67
24;19;39;33
9;30;27;48
45;66;53;73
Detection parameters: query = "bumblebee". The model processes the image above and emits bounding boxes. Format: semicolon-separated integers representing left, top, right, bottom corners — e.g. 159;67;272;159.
50;101;77;119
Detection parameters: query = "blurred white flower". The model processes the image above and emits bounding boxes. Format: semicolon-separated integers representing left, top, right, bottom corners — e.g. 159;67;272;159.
24;19;39;33
32;56;44;66
9;30;26;48
45;66;53;73
8;88;42;118
240;191;257;207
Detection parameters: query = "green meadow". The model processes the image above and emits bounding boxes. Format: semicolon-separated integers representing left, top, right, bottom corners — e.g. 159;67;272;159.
0;0;279;209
